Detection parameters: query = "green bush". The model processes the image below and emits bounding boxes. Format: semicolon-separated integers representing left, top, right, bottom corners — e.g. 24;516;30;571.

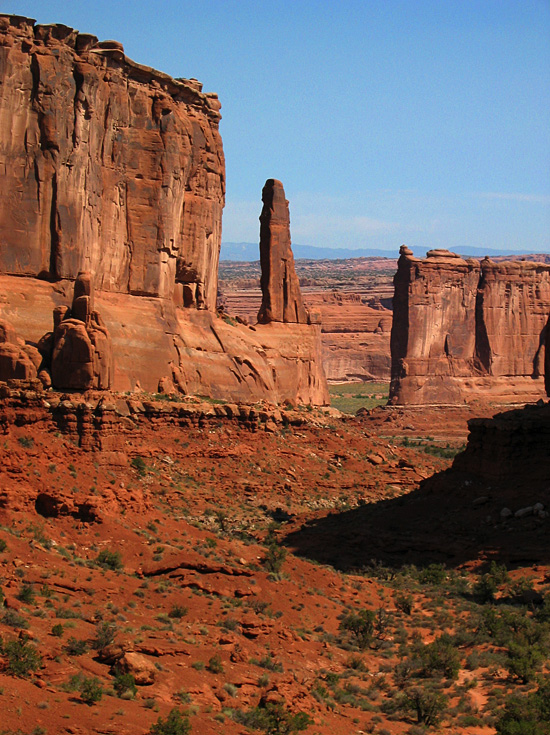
96;549;123;571
65;637;88;656
131;456;147;477
401;687;448;727
148;707;191;735
0;538;7;552
206;653;224;674
79;676;103;705
1;636;42;677
17;583;35;604
339;609;375;649
92;621;117;650
419;635;460;680
113;670;137;699
497;678;550;734
51;623;64;637
233;702;312;734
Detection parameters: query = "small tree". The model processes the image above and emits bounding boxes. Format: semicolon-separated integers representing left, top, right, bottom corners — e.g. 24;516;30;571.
402;687;448;727
148;707;191;735
339;609;375;649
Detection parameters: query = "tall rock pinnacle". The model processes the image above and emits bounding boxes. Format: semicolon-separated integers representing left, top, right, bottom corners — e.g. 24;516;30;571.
257;179;308;324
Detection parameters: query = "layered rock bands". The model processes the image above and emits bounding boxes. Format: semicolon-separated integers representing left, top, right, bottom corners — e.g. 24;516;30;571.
0;16;328;405
390;247;550;405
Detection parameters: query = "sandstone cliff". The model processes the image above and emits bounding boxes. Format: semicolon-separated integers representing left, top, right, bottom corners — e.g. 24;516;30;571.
0;16;328;405
390;247;550;405
0;15;224;309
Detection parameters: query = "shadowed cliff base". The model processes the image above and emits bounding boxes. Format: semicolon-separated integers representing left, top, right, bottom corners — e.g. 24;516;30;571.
284;402;550;571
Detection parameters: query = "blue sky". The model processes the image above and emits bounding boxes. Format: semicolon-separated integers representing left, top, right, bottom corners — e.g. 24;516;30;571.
4;0;550;253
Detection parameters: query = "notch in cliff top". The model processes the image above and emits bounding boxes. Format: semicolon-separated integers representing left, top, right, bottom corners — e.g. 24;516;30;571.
257;179;309;325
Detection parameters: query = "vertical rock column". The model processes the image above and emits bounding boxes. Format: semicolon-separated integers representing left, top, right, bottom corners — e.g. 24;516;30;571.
257;179;308;324
51;272;113;390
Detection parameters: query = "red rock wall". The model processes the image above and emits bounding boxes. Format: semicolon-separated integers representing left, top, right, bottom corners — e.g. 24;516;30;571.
390;247;550;405
0;17;329;405
0;15;224;309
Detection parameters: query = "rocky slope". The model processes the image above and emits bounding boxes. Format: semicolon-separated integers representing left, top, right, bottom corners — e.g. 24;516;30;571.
0;15;328;405
390;247;550;405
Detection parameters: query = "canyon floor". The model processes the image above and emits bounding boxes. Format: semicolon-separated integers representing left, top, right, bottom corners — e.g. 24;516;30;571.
0;389;548;735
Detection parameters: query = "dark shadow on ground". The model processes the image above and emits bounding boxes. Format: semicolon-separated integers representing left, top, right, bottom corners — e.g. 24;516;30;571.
284;404;550;572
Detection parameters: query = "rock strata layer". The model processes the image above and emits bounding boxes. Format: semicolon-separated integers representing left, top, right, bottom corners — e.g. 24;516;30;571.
257;180;308;325
390;247;550;405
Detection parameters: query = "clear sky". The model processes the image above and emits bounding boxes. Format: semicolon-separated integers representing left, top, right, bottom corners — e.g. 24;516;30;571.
4;0;550;253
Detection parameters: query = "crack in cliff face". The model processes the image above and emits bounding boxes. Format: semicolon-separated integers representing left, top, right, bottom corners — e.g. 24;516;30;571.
48;171;60;279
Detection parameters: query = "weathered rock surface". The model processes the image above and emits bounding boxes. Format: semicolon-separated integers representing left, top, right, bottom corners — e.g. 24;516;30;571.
0;18;328;405
0;319;42;382
390;247;550;405
257;180;308;325
50;272;113;390
545;312;550;398
0;14;224;310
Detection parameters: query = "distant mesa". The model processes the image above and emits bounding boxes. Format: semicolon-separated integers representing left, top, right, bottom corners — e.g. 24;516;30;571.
390;246;550;405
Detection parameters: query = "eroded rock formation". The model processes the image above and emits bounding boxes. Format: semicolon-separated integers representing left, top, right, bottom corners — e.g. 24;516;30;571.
49;272;113;390
390;247;550;405
0;17;328;405
257;180;308;325
0;320;42;382
0;15;224;310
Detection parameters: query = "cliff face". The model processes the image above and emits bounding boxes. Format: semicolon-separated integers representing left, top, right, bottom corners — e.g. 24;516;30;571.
390;247;550;405
0;15;224;309
0;16;328;405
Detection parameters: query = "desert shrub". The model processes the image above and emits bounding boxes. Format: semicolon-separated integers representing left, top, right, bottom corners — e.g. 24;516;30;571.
168;605;188;619
65;637;88;656
206;653;224;674
233;702;312;734
339;609;375;649
506;642;544;683
474;574;498;603
1;636;42;677
148;707;191;735
395;592;413;615
263;543;286;575
418;563;447;586
2;609;29;629
131;456;147;476
92;621;117;650
51;623;64;637
96;549;122;570
113;670;137;699
262;524;287;575
496;678;550;734
400;687;448;727
17;583;35;604
418;635;461;680
79;676;103;704
0;538;7;552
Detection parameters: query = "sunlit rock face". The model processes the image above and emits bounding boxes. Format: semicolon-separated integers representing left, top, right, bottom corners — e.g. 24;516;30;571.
390;247;550;405
0;17;329;405
257;179;309;325
0;14;224;310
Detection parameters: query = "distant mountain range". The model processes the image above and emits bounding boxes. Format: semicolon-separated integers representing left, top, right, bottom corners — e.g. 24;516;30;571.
220;242;548;262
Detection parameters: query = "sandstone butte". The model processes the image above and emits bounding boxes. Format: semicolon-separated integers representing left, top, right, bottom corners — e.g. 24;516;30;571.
390;246;550;405
0;15;328;406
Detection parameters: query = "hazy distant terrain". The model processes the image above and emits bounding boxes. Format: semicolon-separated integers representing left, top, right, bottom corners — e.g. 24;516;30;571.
221;241;550;262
